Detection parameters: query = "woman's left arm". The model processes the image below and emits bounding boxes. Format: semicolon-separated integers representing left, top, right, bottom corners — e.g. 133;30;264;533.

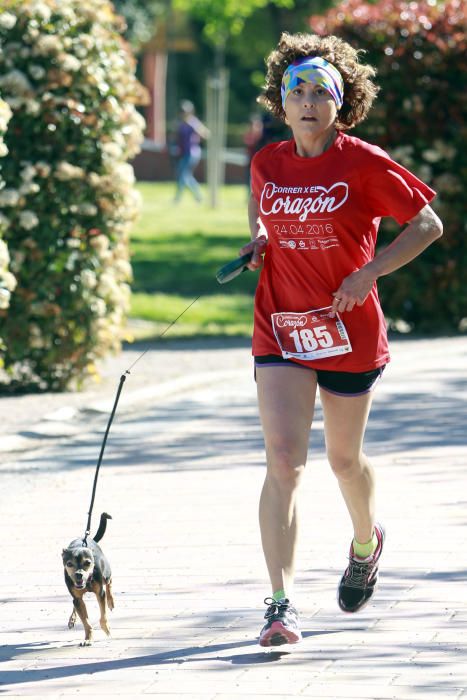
332;204;443;314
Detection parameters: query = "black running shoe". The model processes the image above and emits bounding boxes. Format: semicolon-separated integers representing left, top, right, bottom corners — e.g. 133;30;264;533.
259;597;302;647
338;523;385;613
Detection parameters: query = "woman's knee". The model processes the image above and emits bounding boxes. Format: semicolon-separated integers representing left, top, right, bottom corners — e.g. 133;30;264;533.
266;445;306;489
327;449;364;481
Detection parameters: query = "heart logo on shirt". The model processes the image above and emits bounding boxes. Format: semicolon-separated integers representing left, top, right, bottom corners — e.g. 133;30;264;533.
312;182;349;211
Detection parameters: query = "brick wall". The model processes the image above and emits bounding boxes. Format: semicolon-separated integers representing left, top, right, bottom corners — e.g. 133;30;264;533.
131;148;248;185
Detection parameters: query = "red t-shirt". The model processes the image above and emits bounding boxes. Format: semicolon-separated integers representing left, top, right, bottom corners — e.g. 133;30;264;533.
250;132;436;372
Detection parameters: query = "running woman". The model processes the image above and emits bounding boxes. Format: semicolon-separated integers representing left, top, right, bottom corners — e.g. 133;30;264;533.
240;32;443;647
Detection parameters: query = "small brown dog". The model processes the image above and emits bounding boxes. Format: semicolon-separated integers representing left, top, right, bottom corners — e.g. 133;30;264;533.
62;513;114;646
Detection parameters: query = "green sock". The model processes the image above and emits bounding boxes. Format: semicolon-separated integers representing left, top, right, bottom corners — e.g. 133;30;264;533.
273;588;286;602
353;531;378;559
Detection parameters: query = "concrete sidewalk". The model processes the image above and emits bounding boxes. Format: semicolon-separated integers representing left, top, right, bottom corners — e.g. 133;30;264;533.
0;338;252;454
1;336;466;699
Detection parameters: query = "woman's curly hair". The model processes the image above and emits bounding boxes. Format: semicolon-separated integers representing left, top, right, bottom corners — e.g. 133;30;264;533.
259;33;379;130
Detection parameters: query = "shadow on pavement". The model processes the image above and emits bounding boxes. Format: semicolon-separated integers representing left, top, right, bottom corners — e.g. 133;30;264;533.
7;370;466;478
1;619;465;691
0;632;325;688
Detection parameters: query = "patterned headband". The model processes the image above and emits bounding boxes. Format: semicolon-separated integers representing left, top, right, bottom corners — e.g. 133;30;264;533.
281;56;344;110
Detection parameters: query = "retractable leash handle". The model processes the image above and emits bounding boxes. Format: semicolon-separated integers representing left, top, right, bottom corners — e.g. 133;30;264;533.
216;252;253;284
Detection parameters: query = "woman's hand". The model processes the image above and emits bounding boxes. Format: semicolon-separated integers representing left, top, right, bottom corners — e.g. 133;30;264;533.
239;235;268;271
331;205;443;315
331;264;377;315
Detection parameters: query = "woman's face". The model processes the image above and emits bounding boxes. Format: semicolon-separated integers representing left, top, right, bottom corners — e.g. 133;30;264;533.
284;82;337;139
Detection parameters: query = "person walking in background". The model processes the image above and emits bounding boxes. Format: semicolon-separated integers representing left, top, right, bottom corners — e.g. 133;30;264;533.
174;100;209;203
239;32;443;647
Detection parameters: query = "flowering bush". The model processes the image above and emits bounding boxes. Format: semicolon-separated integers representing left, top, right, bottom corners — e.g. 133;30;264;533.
311;0;466;333
0;96;15;358
0;0;147;391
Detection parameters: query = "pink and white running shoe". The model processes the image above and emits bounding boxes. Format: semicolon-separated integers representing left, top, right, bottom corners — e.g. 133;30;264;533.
259;597;302;647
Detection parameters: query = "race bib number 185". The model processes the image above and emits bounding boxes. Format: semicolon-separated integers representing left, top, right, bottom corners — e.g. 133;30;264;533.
271;306;352;361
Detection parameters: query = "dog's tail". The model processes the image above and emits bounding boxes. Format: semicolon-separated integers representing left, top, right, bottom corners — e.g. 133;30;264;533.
93;512;112;543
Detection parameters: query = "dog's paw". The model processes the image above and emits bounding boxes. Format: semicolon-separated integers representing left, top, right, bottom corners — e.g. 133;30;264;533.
80;639;93;647
100;620;111;636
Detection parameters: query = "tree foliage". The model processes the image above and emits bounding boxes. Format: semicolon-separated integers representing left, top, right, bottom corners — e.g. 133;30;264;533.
172;0;294;46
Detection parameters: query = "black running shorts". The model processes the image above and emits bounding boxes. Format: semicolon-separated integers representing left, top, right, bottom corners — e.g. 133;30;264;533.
254;355;385;396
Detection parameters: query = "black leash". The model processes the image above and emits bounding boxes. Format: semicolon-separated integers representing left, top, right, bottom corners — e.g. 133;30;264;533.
82;295;201;545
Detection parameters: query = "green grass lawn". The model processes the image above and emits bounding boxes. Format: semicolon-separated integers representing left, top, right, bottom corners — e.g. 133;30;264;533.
129;182;258;338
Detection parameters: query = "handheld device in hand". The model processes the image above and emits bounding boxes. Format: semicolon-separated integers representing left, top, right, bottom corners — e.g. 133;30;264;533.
216;252;253;284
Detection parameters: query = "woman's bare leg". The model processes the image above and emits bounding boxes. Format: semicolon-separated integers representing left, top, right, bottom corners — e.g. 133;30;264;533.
319;388;375;544
256;366;317;596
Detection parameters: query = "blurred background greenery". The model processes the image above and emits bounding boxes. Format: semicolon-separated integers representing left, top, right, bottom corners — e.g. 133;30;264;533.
129;183;255;338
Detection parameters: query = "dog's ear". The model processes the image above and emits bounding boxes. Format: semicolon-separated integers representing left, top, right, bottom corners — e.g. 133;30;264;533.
62;548;71;562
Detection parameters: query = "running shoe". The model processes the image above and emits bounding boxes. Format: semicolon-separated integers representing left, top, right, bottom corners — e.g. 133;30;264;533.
258;597;302;647
338;523;385;613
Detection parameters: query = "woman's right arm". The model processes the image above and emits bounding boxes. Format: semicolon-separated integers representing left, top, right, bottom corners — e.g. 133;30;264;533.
239;195;268;270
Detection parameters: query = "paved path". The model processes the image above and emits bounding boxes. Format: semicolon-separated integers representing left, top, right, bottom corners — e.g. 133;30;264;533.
1;336;466;699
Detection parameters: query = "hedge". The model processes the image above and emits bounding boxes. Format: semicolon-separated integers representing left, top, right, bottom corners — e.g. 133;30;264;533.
311;0;466;333
0;0;146;391
0;96;15;335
